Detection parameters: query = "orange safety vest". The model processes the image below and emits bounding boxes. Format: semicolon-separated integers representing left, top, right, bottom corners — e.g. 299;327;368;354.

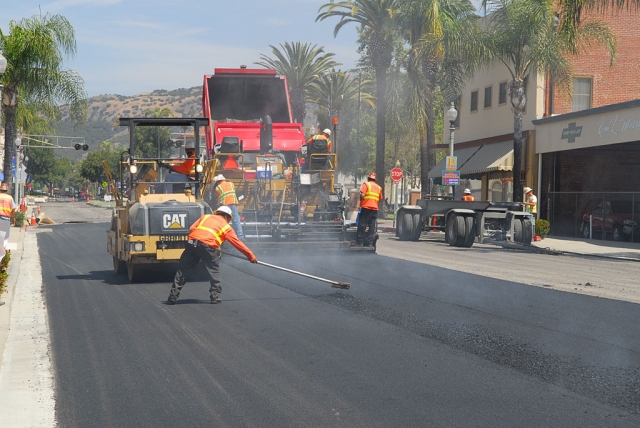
0;194;14;218
215;181;238;205
172;156;196;177
188;214;233;248
307;134;333;152
360;181;382;210
462;195;474;201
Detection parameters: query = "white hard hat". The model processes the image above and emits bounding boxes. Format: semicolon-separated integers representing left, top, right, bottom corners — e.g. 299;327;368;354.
523;187;533;193
215;206;232;217
185;140;195;149
213;174;225;182
323;128;331;136
464;188;471;194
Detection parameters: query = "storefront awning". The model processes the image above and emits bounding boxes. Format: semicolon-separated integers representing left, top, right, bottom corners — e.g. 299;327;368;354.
428;146;480;178
459;140;514;175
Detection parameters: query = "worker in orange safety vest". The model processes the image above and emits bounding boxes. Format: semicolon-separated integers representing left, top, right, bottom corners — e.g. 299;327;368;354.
0;183;17;248
167;206;257;305
354;172;383;246
161;140;197;193
213;174;244;239
462;189;475;201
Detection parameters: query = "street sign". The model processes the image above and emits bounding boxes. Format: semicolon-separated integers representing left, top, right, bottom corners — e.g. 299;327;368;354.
442;170;461;185
446;156;457;170
393;180;400;185
390;167;403;182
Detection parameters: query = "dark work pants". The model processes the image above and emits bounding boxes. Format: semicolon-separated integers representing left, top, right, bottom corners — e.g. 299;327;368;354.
356;208;377;245
169;241;221;302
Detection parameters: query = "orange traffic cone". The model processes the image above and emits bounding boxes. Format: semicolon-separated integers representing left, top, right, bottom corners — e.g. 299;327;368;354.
71;196;75;203
37;204;41;215
432;216;437;232
30;210;37;226
86;195;90;202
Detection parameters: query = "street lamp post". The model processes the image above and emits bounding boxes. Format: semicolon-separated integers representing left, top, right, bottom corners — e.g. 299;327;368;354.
0;51;7;181
446;102;458;198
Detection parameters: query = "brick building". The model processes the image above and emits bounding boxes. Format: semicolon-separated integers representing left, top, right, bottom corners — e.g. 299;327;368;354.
436;9;640;240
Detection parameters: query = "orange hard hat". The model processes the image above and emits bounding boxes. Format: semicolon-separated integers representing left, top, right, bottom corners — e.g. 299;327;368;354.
367;172;376;181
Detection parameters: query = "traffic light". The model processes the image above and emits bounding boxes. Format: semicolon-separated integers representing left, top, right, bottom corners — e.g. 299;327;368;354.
75;143;89;151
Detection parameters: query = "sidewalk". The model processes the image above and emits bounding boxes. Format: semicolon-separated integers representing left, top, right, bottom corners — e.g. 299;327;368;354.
376;218;640;260
0;226;26;359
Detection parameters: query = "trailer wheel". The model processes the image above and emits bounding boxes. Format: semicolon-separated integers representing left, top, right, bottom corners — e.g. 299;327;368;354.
513;217;523;242
113;256;126;274
410;213;423;241
398;212;414;241
462;216;476;248
446;214;466;247
521;218;533;245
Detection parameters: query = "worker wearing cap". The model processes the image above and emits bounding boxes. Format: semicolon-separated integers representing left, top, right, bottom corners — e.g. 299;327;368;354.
213;174;244;239
167;206;257;305
355;172;383;246
522;187;537;214
462;189;474;201
162;141;197;193
0;183;17;248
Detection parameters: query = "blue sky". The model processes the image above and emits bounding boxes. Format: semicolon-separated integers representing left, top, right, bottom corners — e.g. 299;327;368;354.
2;1;481;98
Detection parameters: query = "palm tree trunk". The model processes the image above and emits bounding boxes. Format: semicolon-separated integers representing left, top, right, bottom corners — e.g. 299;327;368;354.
290;88;306;124
3;105;17;196
375;66;387;199
513;109;523;202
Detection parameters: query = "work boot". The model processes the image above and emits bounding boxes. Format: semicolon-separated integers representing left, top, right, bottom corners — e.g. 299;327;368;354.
210;296;222;304
167;297;177;305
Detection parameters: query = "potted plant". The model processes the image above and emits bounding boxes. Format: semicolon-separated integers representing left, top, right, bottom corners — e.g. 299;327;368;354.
535;219;551;239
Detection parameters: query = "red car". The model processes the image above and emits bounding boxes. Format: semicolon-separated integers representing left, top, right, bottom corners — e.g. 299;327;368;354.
580;200;639;241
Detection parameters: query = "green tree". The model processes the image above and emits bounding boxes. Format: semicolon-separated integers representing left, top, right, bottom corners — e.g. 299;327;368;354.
398;0;478;196
23;143;57;190
0;13;87;195
255;42;341;123
133;107;174;159
478;0;615;201
318;0;400;198
79;141;124;183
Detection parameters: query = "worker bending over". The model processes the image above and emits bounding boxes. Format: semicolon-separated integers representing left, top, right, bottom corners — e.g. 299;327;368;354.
167;206;257;305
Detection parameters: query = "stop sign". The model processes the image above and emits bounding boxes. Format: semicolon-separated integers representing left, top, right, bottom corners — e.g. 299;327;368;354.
390;167;403;181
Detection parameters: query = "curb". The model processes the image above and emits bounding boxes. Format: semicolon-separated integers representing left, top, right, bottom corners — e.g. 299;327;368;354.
0;227;26;362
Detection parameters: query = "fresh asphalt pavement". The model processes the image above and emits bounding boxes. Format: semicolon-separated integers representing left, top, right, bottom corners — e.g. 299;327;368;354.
30;218;640;427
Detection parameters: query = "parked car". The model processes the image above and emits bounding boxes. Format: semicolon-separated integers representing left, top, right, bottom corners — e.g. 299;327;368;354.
580;200;640;241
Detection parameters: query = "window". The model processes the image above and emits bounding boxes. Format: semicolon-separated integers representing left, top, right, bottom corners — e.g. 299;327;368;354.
470;90;478;112
499;82;507;105
572;77;592;112
484;86;492;108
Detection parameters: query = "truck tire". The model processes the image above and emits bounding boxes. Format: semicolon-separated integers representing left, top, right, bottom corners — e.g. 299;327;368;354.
410;213;423;241
398;212;414;241
446;214;466;247
513;217;523;243
462;215;476;248
396;211;404;238
521;218;533;245
113;256;126;274
127;261;138;283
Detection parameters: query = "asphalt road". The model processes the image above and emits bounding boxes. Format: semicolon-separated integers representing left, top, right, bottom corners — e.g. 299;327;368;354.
37;203;640;427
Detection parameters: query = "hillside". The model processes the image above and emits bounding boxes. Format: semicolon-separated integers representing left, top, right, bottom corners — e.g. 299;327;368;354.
56;86;202;156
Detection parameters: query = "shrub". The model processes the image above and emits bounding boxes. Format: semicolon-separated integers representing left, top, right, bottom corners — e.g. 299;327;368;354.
13;211;26;227
535;219;551;239
0;249;11;295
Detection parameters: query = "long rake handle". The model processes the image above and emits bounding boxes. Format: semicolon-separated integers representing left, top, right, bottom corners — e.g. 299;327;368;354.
221;251;351;289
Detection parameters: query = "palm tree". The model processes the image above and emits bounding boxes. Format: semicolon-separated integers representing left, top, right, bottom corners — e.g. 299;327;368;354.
478;0;615;201
317;0;399;197
397;0;478;197
255;42;340;124
0;13;87;195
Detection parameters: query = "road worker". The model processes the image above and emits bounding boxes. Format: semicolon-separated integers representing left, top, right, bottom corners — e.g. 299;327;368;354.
0;183;17;248
213;174;244;239
522;187;537;214
462;189;474;201
162;141;197;192
355;172;383;246
307;128;332;152
167;206;257;305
